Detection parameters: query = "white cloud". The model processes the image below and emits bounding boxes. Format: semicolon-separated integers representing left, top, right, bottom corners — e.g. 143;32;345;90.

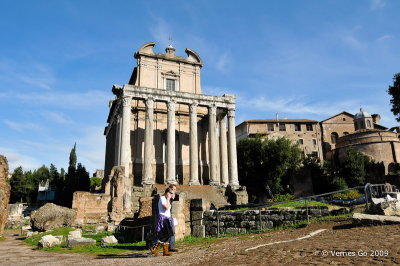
377;34;393;42
0;60;55;90
0;146;41;172
41;110;72;124
149;18;172;49
238;95;362;117
74;126;105;174
371;0;386;10
215;51;231;73
4;120;45;132
15;90;111;109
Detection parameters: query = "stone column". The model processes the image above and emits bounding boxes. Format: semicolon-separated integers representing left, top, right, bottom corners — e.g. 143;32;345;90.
228;108;239;187
219;113;229;186
208;105;219;185
120;96;132;210
142;97;154;185
189;103;199;185
114;114;121;166
167;101;177;184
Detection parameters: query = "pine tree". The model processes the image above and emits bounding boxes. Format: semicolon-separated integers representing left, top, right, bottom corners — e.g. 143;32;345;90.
62;143;78;207
388;73;400;122
76;163;90;192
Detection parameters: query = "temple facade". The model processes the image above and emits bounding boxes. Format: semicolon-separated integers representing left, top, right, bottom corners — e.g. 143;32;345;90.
103;42;240;210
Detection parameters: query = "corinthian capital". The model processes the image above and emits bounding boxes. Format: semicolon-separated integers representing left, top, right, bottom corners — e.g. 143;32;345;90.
145;97;154;109
209;105;217;116
167;101;176;112
189;102;198;113
122;96;131;107
227;108;235;118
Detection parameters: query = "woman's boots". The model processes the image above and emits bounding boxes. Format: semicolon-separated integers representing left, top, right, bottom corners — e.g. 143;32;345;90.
163;243;172;256
150;242;161;256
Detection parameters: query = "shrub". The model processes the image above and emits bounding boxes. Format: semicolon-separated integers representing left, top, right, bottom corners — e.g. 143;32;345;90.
266;193;294;203
328;189;362;200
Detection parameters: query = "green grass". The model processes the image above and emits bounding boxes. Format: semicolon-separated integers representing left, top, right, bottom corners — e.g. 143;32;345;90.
0;236;5;241
24;227;74;246
24;227;147;255
269;200;329;208
23;214;353;254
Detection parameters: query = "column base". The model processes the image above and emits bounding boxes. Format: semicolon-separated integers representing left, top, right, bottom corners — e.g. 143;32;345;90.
189;181;200;185
141;180;154;186
228;183;240;190
209;181;221;186
167;180;177;185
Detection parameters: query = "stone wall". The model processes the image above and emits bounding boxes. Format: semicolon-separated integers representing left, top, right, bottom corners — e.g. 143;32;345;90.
0;155;10;236
72;192;111;226
202;208;330;236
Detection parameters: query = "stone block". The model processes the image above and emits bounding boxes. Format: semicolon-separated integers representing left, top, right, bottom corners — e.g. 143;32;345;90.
191;211;204;225
190;199;207;211
95;225;105;234
192;225;205;238
26;231;39;237
352;213;400;225
225;228;239;234
373;199;400;216
101;235;118;246
262;221;273;229
38;235;61;248
68;229;82;238
67;237;96;248
54;235;64;243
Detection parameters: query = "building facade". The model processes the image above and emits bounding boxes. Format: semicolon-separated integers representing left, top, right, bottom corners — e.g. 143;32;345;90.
236;109;399;173
236;119;323;160
103;42;241;209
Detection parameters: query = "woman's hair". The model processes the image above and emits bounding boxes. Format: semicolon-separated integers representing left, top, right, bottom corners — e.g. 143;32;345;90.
164;187;173;195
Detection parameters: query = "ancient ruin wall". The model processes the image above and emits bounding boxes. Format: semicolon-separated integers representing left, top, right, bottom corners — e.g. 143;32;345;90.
72;192;111;226
203;209;330;236
0;155;10;236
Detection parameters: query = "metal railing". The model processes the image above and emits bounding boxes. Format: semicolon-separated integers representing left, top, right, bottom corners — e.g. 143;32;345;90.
364;183;399;210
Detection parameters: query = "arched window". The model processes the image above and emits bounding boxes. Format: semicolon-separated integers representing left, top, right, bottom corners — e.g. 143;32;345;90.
366;120;371;128
343;132;349;135
331;132;338;144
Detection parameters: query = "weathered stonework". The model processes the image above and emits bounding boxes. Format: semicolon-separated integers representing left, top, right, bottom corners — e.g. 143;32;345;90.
103;42;243;193
0;155;10;236
202;208;331;236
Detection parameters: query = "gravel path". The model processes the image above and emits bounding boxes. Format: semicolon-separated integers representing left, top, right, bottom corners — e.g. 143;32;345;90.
1;221;399;265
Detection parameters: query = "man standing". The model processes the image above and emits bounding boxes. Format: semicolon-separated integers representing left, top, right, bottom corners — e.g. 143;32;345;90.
168;184;178;252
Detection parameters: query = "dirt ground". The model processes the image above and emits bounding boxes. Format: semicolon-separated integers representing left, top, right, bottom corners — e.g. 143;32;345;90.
1;220;399;266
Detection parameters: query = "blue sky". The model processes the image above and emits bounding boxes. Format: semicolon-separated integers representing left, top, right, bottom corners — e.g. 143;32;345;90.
1;0;399;174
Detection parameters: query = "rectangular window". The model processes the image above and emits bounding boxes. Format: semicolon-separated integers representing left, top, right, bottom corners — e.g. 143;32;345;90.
311;151;318;157
298;139;304;145
306;123;313;131
166;79;176;91
294;124;301;131
279;123;286;131
312;139;317;146
267;124;274;131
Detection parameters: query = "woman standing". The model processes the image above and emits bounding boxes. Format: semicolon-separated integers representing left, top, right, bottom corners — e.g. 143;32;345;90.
151;187;174;256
